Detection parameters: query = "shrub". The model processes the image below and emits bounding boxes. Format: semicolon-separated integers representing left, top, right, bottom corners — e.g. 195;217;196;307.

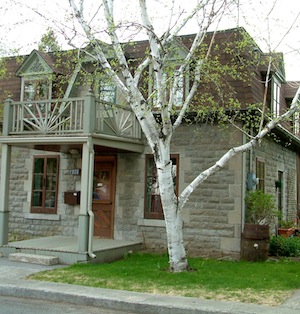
245;190;276;225
269;236;300;257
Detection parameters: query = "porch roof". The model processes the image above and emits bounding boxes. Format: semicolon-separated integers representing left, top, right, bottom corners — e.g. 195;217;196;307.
0;133;144;154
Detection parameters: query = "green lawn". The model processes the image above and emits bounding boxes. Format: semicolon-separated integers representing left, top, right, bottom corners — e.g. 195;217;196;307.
29;253;300;306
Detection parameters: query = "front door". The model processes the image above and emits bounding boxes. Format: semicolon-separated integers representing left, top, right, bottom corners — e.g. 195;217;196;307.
92;156;116;238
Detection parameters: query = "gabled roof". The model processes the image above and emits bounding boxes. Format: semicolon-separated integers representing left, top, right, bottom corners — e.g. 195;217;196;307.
15;50;66;77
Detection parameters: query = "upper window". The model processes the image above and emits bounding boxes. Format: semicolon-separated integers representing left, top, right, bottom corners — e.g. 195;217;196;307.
23;79;50;101
144;154;179;219
98;81;117;103
272;77;281;117
148;65;188;108
31;155;59;214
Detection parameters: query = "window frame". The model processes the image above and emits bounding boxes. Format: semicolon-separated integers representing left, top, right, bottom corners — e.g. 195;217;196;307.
31;155;60;214
144;154;179;220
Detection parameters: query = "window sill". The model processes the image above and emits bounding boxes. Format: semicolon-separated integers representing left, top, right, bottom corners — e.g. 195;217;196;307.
138;218;165;227
25;213;61;221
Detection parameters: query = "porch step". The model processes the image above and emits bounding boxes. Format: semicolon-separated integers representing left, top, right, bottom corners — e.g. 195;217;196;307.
9;253;59;266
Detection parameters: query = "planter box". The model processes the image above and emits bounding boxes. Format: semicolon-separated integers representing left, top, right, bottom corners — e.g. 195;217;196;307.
278;228;295;238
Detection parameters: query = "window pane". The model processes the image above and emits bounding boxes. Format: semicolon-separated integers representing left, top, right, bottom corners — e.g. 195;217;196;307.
46;174;57;190
99;82;116;103
93;170;111;201
34;174;43;190
32;191;43;206
47;158;57;173
24;80;49;101
272;78;281;117
45;191;56;208
34;158;44;173
256;159;265;192
174;70;184;106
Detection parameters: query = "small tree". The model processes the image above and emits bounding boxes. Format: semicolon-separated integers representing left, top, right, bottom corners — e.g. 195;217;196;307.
38;28;61;52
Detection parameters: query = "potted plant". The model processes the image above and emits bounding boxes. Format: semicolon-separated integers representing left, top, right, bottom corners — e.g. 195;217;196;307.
278;220;295;238
241;190;276;261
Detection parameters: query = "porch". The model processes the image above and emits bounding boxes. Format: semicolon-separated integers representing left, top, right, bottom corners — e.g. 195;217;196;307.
0;236;143;265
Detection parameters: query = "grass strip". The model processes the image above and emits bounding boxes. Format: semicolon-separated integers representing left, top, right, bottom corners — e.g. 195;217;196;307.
29;253;300;306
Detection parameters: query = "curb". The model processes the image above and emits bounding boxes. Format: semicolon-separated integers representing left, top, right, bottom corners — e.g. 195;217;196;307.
0;280;299;314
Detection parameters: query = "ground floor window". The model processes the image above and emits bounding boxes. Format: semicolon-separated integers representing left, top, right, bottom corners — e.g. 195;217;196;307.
144;154;179;219
31;155;59;214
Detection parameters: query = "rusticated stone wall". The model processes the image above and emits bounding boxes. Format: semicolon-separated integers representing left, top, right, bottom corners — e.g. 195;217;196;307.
116;123;297;258
3;147;81;239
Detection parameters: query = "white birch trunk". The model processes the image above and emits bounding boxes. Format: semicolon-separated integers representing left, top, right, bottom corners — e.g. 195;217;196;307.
155;145;188;272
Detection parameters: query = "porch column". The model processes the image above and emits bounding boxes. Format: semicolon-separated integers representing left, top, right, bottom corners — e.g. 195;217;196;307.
0;144;11;245
78;141;94;252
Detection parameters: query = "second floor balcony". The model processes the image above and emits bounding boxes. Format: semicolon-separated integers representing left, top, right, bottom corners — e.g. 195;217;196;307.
2;91;142;141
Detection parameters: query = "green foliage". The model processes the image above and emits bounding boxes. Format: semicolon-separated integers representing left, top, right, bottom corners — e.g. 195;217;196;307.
245;190;276;225
38;28;61;52
0;57;6;79
270;236;300;257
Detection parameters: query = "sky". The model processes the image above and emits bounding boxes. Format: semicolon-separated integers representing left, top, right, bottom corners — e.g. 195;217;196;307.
1;0;300;81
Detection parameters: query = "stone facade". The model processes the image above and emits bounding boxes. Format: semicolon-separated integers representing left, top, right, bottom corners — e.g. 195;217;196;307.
115;123;244;258
1;120;298;258
115;123;297;258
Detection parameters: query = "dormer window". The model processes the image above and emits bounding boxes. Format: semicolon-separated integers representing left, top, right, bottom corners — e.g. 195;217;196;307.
16;50;56;102
272;76;281;117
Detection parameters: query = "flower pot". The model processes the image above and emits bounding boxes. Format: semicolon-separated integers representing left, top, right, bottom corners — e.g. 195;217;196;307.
278;228;295;238
241;223;270;261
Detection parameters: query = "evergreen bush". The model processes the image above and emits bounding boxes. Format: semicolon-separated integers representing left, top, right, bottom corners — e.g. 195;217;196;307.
269;235;300;257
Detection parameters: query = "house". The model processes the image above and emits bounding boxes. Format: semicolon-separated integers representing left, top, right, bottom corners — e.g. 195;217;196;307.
0;27;299;263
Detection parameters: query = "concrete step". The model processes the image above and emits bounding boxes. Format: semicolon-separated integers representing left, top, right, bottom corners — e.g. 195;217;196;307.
9;253;59;266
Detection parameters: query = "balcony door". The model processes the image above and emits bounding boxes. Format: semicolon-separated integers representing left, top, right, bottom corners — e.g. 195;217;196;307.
92;156;116;238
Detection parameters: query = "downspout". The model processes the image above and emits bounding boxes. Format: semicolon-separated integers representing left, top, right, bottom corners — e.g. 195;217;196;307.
87;140;96;259
241;132;247;232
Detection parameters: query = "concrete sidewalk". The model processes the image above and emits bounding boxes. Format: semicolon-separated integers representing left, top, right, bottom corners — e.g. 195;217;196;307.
0;257;299;314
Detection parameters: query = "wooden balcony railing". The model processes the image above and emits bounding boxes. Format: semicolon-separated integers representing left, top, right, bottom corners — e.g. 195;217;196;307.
2;91;141;140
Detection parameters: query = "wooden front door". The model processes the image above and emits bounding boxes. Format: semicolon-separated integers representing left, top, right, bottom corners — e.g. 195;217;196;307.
92;156;116;238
